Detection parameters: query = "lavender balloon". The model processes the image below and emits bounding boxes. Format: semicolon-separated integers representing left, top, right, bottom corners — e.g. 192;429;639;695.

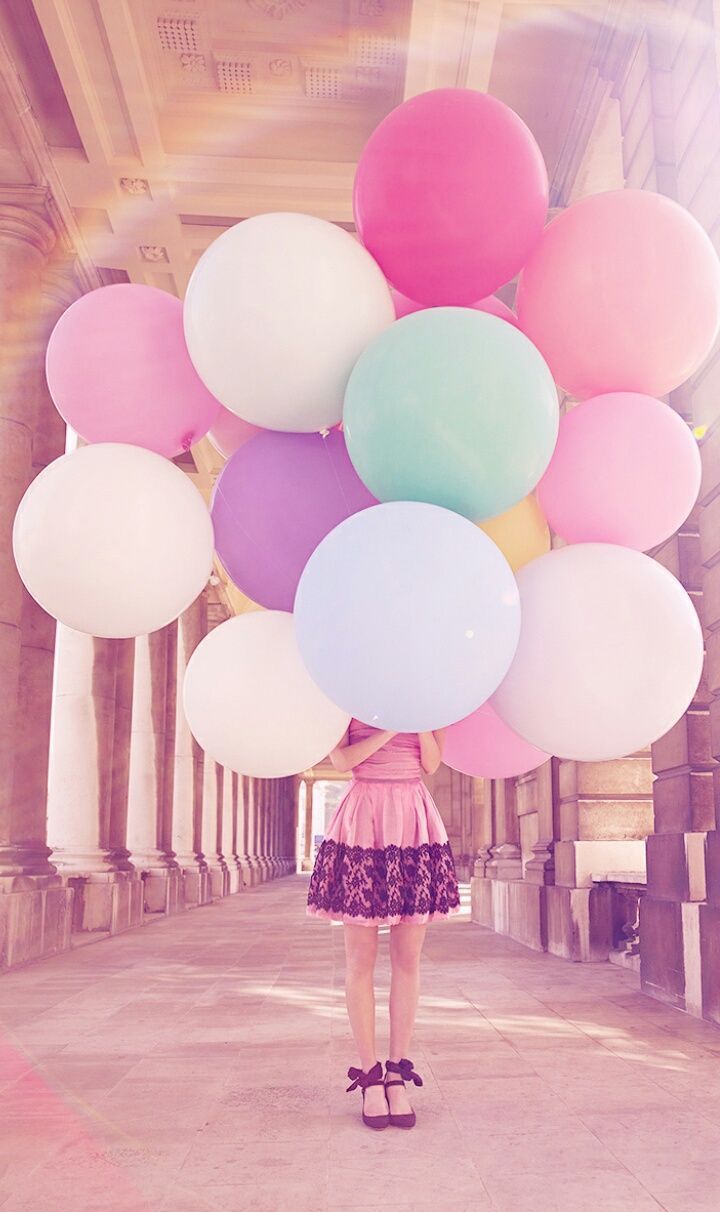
211;430;376;611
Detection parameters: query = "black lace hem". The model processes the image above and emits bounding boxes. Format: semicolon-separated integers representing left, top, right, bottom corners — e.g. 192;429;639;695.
306;838;461;921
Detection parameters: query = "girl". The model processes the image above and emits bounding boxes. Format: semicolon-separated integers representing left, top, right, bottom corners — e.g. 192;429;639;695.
306;719;461;1129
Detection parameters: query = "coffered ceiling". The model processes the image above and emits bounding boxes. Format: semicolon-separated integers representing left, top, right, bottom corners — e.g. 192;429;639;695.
6;0;616;297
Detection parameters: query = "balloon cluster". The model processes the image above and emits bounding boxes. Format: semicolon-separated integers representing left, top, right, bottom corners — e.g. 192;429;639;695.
13;89;719;780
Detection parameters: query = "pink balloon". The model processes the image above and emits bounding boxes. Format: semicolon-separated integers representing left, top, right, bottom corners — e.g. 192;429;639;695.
391;288;519;327
354;89;548;306
207;406;263;460
537;393;701;552
444;701;549;779
517;190;720;399
46;284;221;457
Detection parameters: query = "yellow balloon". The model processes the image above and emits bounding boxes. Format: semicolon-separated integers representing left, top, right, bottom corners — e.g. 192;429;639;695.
479;495;550;572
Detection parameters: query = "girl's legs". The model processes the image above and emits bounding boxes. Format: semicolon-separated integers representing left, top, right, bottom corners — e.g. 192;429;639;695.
343;922;386;1114
386;921;428;1114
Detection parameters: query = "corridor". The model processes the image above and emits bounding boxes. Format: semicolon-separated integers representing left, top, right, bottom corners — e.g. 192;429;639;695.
2;879;720;1212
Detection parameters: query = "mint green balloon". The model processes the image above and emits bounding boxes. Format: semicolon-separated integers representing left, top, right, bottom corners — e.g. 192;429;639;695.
344;308;559;521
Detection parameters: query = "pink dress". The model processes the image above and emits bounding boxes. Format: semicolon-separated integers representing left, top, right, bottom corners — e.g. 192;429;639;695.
306;720;461;927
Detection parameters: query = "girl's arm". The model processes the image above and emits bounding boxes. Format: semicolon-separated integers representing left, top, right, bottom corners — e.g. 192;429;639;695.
419;729;445;775
329;727;397;774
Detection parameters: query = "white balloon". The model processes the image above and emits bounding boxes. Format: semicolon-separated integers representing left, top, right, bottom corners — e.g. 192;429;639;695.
183;612;350;777
183;213;395;432
492;544;703;761
13;444;214;638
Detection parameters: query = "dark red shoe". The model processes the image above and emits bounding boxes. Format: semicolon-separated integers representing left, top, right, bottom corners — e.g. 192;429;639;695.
384;1057;423;1129
346;1060;390;1130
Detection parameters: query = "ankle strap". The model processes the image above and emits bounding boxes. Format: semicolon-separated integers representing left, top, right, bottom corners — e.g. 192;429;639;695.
346;1060;383;1092
385;1058;423;1087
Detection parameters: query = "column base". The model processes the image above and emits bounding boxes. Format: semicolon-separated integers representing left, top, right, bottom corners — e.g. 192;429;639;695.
206;860;230;899
470;877;614;961
66;870;144;936
0;875;74;971
177;860;212;907
142;868;184;915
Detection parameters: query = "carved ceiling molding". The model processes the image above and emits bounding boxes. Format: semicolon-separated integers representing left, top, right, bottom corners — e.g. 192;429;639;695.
246;0;309;18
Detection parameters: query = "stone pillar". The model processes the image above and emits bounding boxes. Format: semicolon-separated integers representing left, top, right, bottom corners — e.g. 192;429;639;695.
300;779;313;872
46;628;142;934
221;767;239;893
171;598;210;907
126;629;181;915
201;756;228;899
234;774;250;888
230;771;247;889
0;206;77;967
256;779;267;876
242;775;257;886
486;779;523;881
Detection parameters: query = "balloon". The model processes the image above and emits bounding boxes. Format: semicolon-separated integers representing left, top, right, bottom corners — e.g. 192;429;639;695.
211;430;376;612
516;190;720;399
354;88;548;305
537;394;701;552
183;213;394;432
207;406;262;460
45;284;221;457
391;288;519;327
492;544;703;762
294;502;521;732
344;309;558;521
444;702;549;779
183;612;350;778
479;496;550;572
13;444;213;638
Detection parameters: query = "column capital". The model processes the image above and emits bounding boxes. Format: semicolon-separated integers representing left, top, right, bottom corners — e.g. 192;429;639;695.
0;202;55;259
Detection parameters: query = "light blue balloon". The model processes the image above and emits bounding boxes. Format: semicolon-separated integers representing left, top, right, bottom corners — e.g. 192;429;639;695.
294;501;521;732
344;308;558;521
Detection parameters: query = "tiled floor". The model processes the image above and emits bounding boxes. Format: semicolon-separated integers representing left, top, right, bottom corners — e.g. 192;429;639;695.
2;878;720;1212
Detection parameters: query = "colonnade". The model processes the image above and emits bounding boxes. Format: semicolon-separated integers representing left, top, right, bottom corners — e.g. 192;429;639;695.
0;202;296;972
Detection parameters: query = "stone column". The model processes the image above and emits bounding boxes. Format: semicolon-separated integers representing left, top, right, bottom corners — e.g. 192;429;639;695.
301;779;313;872
201;756;227;899
0;206;76;967
486;780;523;880
271;781;282;874
242;775;257;886
46;628;142;934
171;598;210;907
221;767;239;893
234;774;249;888
253;779;268;880
126;629;180;914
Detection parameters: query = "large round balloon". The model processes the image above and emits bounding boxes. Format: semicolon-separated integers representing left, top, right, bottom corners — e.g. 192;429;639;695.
354;88;548;305
344;309;558;521
13;444;214;638
492;544;704;762
516;190;720;399
183;612;350;778
479;495;550;572
444;702;549;780
537;394;701;551
294;502;521;732
206;405;262;460
211;430;376;612
183;213;395;432
46;284;221;457
392;288;519;327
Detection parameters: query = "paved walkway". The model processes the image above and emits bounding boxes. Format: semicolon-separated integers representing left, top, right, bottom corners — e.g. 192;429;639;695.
2;878;720;1211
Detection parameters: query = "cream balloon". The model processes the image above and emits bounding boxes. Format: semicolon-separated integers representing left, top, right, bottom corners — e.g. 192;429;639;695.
479;495;550;572
12;444;214;638
183;213;395;432
492;544;703;762
183;612;350;778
